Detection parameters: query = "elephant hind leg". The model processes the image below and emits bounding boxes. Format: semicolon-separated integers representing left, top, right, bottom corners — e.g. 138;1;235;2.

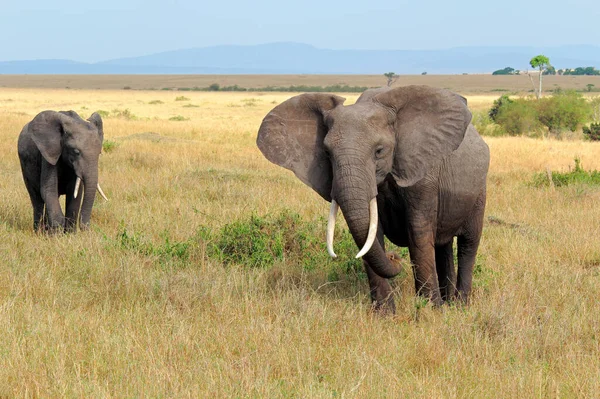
435;241;456;302
456;190;486;303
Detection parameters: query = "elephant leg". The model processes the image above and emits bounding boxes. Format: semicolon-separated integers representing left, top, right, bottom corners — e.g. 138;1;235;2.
435;241;456;302
408;225;442;306
65;180;83;233
24;183;45;231
40;163;65;232
364;226;395;314
456;190;486;303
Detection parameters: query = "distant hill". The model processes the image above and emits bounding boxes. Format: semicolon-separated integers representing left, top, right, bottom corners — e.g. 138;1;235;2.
1;43;599;74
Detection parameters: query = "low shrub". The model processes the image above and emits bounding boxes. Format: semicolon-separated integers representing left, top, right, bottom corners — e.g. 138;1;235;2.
494;98;542;136
583;123;600;141
168;115;189;121
148;100;163;105
531;158;600;187
175;96;190;101
536;90;591;135
102;140;119;153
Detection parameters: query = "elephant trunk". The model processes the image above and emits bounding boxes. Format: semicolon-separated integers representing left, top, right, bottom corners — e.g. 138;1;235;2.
79;167;98;229
332;164;401;279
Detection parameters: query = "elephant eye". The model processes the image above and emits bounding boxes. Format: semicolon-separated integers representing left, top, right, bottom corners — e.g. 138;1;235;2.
375;147;384;158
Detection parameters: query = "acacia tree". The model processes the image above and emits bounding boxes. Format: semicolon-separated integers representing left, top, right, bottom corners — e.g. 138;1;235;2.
528;55;551;99
383;72;399;87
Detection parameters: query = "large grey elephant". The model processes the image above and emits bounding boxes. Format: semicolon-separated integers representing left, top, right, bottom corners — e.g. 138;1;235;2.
257;85;490;313
17;110;108;232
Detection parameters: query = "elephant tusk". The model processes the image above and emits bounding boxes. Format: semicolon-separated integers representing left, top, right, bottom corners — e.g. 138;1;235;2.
73;177;82;199
326;200;339;258
355;198;378;259
97;184;109;201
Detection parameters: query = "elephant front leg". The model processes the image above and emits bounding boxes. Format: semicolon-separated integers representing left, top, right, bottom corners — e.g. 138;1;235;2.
408;228;442;306
364;262;395;314
40;163;65;233
65;180;83;233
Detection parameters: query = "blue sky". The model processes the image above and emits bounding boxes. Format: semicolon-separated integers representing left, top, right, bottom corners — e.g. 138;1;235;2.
1;0;599;62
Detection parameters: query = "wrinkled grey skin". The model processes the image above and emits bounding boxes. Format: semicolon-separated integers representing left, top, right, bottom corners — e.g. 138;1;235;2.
257;85;490;313
18;110;104;232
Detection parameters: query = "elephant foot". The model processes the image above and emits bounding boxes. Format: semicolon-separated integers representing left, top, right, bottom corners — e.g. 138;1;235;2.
371;297;396;315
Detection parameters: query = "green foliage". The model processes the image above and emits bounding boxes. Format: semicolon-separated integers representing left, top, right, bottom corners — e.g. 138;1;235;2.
532;158;600;187
530;55;550;70
489;91;593;136
148;100;163;105
536;90;591;134
492;67;517;75
590;97;600;121
472;110;502;137
494;98;542;136
123;86;132;90
586;84;595;92
168;115;189;121
175;96;190;101
96;110;110;117
488;94;513;122
208;83;220;91
542;66;556;75
563;67;600;76
102;140;119;153
111;108;136;120
182;104;199;108
116;227;191;265
170;84;371;93
383;72;399;87
583;123;600;141
204;210;369;277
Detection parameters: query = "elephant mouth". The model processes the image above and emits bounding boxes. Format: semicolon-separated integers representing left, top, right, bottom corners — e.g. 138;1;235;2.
73;175;109;201
326;197;378;259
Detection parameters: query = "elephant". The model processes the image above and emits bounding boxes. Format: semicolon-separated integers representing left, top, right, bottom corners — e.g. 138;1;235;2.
257;85;490;313
17;110;108;232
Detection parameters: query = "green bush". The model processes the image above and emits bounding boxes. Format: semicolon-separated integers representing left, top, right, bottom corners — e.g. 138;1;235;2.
175;96;190;101
536;90;591;134
148;100;163;105
494;98;542;136
96;110;110;117
488;94;513;122
583;123;600;141
168;115;189;121
102;140;119;153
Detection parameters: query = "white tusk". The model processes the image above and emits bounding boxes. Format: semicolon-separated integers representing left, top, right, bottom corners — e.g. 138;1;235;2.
97;184;108;201
355;198;378;259
73;177;82;199
326;200;339;258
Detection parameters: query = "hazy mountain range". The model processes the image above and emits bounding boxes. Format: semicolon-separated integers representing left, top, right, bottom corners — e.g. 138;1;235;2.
1;43;599;74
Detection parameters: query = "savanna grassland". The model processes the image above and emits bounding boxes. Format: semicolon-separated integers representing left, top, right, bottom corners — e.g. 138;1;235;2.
0;81;600;397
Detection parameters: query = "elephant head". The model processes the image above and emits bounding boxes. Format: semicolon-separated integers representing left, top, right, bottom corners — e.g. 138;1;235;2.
29;110;106;226
257;85;471;279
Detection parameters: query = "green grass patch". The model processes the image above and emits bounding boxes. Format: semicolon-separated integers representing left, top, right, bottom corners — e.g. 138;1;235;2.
102;140;119;153
175;96;190;101
148;100;164;105
532;158;600;187
169;115;189;121
182;104;199;108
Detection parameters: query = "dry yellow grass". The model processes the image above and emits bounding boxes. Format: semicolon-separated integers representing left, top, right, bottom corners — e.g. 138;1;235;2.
1;87;599;397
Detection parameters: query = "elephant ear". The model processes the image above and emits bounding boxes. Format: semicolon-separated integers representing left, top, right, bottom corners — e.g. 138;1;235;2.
374;85;472;187
29;111;72;165
87;112;104;142
257;93;345;201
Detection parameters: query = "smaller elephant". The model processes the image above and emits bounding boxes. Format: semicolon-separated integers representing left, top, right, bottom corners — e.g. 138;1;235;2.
18;110;108;232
